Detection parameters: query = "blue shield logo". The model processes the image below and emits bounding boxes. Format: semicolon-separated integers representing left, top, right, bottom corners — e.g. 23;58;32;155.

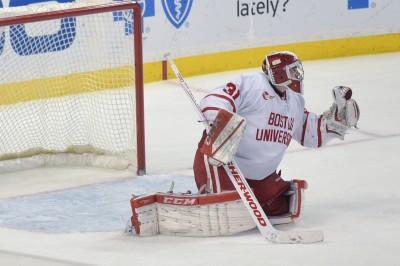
162;0;193;29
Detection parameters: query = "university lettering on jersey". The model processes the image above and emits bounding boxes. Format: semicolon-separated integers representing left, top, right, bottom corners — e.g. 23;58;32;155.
255;112;294;146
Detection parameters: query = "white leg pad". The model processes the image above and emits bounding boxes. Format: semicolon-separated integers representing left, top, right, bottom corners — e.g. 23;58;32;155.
130;191;255;237
129;180;307;236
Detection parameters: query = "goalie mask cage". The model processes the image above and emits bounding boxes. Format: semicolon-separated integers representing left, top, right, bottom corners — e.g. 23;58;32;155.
0;2;146;175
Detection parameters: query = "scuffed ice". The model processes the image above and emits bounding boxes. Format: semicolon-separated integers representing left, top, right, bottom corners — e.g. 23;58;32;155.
0;175;197;233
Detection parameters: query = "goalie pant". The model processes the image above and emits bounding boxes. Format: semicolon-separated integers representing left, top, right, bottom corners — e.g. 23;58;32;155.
194;131;303;217
129;182;306;237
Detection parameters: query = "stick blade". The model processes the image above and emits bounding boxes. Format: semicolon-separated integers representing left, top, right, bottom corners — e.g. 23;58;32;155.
269;230;324;244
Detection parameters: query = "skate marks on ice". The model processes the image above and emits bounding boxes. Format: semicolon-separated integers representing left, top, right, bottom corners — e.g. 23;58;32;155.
0;249;95;266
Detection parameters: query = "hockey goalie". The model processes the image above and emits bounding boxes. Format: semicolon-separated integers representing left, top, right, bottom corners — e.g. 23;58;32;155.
128;51;360;237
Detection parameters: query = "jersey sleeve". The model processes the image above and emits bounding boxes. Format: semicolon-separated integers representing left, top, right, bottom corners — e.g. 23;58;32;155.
293;109;337;148
200;79;243;122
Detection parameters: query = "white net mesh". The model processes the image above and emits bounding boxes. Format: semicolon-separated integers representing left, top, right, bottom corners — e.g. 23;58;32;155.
0;3;141;172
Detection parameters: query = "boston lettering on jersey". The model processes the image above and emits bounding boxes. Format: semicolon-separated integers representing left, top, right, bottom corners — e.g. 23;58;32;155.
255;112;294;146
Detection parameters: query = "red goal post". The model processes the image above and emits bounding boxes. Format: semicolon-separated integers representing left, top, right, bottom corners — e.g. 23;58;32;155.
0;2;146;175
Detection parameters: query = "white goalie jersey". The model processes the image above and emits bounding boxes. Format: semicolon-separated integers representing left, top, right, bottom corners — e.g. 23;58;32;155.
200;72;336;180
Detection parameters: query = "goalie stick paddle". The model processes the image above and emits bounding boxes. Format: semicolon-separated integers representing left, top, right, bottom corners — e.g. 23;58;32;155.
165;53;324;244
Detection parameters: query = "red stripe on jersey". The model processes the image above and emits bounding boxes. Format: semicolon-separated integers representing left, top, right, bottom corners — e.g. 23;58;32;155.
232;90;240;100
301;111;309;146
317;115;323;147
201;107;220;113
204;94;236;113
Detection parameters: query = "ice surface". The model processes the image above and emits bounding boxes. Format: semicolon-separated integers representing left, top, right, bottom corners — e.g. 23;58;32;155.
0;53;399;265
0;175;197;233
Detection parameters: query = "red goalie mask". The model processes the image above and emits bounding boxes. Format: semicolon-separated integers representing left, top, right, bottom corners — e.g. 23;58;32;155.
262;51;304;94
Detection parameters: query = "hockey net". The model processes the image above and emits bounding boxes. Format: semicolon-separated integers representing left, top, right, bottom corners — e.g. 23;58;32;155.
0;2;145;174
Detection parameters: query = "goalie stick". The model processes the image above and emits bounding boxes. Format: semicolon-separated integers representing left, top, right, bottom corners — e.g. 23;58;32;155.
165;53;324;244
